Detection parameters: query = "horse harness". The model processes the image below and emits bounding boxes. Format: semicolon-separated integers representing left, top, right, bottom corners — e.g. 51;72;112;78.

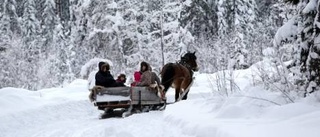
177;60;194;76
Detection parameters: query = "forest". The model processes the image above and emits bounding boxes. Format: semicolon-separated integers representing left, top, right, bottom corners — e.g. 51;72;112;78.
0;0;319;96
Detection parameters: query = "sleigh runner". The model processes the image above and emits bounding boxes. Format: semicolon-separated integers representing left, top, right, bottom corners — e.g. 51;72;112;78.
90;86;166;118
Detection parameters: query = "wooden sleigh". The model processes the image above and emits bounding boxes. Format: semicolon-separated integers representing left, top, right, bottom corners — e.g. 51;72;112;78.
90;86;166;118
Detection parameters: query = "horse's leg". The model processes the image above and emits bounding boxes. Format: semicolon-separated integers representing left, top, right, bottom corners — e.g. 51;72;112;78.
173;80;182;102
175;87;180;102
181;78;191;100
182;91;189;100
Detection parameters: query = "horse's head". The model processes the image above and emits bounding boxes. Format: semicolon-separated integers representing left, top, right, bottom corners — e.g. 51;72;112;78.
181;51;199;72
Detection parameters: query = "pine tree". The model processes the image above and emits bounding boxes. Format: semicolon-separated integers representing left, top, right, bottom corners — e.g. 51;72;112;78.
0;0;22;88
180;0;218;38
55;0;70;22
306;0;320;94
150;0;194;64
217;0;257;70
54;22;69;85
21;0;41;89
0;10;13;87
41;0;57;54
279;0;320;95
68;0;89;77
3;0;21;34
22;0;40;44
0;1;13;50
85;0;125;75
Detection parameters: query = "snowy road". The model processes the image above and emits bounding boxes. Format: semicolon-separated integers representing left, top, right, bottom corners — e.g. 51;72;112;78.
0;78;199;137
1;98;194;137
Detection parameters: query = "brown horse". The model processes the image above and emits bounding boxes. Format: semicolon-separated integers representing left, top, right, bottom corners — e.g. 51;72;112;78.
160;52;199;102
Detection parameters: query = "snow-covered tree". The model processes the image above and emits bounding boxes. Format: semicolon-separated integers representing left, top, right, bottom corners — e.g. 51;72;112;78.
21;0;41;89
2;0;21;34
275;0;320;95
0;0;22;88
305;0;320;94
55;0;70;22
0;2;13;50
217;0;257;70
22;0;40;44
41;0;57;54
180;0;218;38
147;0;194;66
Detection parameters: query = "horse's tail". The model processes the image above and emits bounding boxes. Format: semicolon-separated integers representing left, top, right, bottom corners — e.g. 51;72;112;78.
161;63;175;93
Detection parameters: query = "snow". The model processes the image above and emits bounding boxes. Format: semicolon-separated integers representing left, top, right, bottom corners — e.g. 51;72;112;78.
183;0;192;7
262;47;275;57
302;0;317;14
274;17;298;46
1;62;320;137
108;1;118;9
79;0;91;8
0;87;45;116
96;95;130;102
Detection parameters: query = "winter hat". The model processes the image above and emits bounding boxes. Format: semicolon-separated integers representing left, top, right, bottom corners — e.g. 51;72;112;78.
101;63;110;71
98;62;106;71
140;61;148;72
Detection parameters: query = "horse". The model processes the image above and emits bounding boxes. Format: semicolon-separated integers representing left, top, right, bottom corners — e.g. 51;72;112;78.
160;52;199;102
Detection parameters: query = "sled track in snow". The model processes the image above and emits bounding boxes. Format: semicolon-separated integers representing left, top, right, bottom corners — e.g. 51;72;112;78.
0;99;195;137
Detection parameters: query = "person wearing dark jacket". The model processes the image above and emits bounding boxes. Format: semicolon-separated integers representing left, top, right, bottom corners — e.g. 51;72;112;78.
95;62;125;87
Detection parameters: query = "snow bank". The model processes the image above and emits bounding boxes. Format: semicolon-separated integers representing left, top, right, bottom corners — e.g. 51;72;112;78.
0;79;90;117
164;88;320;137
0;79;98;137
0;87;45;116
163;65;320;137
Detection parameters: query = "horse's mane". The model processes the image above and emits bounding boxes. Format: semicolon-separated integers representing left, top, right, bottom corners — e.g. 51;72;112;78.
179;52;197;71
181;52;196;61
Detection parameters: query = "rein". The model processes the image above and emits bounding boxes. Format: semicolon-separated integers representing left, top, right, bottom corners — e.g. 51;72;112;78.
178;60;194;76
178;60;192;70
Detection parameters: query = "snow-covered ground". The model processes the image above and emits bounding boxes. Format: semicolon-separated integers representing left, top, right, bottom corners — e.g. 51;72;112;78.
1;63;320;137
